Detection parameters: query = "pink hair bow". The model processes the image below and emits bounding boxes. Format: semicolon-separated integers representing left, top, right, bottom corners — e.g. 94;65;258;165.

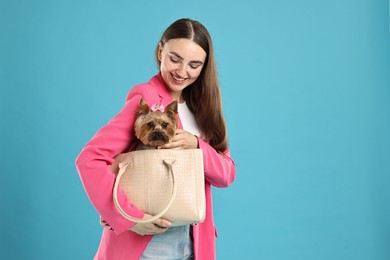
151;104;165;112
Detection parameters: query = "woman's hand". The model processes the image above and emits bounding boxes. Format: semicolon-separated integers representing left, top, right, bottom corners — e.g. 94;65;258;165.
159;129;198;149
129;214;171;236
100;215;171;236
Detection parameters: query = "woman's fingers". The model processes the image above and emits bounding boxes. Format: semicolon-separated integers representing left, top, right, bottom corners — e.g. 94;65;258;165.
129;214;171;235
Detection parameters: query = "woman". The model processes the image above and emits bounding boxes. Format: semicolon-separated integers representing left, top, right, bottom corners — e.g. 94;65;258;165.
76;18;236;260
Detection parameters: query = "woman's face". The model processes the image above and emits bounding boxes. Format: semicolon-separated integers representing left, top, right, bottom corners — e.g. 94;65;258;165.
158;38;207;102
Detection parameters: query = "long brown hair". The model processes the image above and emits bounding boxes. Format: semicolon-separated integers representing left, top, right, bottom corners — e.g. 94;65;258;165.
155;18;228;153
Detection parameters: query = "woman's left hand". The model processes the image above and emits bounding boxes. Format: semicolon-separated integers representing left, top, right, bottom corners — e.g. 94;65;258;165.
158;129;198;149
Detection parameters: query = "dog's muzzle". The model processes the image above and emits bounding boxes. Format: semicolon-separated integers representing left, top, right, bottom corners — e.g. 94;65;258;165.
150;131;168;141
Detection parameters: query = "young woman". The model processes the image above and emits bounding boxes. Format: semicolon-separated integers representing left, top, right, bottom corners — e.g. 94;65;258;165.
76;18;236;260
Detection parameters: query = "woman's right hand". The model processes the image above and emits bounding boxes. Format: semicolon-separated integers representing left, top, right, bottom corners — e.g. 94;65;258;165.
129;214;171;236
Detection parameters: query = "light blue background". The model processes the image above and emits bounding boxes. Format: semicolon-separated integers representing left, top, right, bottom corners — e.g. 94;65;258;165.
1;0;389;259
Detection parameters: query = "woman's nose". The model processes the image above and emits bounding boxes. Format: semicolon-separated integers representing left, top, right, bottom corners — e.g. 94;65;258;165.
176;64;187;77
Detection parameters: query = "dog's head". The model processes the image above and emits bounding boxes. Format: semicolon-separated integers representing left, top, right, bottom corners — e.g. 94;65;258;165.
134;97;178;147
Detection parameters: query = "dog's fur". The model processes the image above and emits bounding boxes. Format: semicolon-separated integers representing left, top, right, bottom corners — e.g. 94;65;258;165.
134;97;178;149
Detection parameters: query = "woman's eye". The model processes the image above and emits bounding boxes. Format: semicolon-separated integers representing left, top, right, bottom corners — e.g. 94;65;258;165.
170;57;179;63
147;122;154;128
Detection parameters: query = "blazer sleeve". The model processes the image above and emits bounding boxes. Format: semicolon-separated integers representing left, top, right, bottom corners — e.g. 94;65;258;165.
75;92;144;235
197;138;236;188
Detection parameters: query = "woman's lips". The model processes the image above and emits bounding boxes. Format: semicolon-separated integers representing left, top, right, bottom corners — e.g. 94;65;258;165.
171;74;187;84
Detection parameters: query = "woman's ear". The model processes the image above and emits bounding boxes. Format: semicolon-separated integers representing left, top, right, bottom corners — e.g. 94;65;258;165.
157;42;163;61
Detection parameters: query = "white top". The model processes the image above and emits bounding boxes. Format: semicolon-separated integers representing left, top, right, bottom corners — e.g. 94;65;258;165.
178;102;202;137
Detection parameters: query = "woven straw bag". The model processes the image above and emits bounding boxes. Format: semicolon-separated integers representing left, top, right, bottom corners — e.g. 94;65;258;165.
113;149;206;226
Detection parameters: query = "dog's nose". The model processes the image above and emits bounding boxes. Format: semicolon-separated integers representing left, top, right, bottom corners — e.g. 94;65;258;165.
154;132;164;140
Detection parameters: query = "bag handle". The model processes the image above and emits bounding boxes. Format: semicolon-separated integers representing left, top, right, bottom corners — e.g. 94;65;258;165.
113;158;177;223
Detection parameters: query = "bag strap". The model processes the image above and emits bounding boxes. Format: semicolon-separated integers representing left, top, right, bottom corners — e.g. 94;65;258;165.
112;158;177;223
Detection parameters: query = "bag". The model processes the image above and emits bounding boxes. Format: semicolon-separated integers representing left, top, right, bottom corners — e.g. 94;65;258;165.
113;149;206;226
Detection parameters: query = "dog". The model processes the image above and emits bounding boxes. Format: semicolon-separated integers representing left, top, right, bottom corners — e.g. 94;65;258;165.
134;97;178;149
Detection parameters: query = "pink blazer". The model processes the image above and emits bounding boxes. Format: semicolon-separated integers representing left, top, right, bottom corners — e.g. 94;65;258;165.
75;73;236;260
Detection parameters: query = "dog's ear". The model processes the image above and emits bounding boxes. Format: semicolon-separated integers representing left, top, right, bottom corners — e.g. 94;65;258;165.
165;100;178;122
166;100;178;114
137;97;150;116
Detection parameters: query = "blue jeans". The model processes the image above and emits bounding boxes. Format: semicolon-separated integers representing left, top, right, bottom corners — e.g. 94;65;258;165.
140;225;194;260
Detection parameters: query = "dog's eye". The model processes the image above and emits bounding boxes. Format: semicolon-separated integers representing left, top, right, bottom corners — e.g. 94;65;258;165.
147;122;154;128
162;123;168;129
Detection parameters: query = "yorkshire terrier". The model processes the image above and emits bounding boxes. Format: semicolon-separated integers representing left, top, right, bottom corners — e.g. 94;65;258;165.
134;97;178;149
